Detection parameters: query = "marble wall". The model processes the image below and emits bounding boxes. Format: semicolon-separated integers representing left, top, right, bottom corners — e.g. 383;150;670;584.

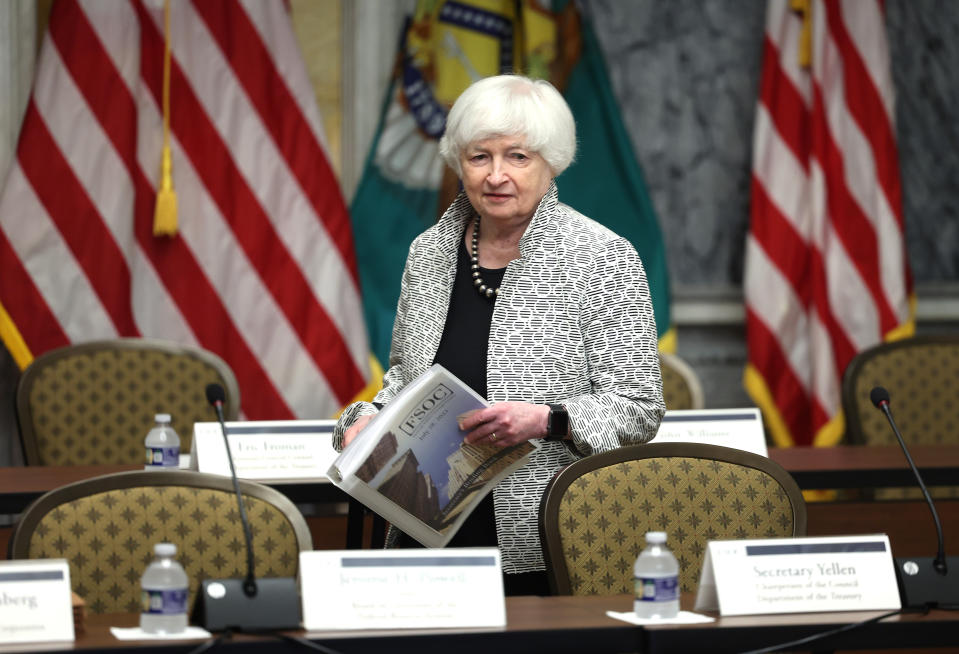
887;0;959;281
585;0;959;290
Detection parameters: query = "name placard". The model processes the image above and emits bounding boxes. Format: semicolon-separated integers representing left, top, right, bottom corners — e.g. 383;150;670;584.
654;408;768;456
0;559;74;644
299;549;505;630
192;420;338;480
695;535;901;616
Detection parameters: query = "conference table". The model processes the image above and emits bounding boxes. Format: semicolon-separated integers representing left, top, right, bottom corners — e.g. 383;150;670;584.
3;445;959;553
3;449;959;652
4;444;959;511
2;594;957;653
768;444;959;489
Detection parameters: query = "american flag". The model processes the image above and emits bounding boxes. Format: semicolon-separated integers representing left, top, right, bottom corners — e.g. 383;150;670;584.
744;0;913;447
0;0;370;420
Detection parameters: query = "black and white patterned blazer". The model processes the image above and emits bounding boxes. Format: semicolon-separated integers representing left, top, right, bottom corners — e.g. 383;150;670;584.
335;182;665;573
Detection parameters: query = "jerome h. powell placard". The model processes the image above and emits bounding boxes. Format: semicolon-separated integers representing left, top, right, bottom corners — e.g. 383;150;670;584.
695;535;901;616
299;548;505;630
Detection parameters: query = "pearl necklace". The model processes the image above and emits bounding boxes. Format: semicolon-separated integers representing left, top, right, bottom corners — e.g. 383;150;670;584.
470;216;500;299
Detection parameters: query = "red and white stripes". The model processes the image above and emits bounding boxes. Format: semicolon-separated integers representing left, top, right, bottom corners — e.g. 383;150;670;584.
745;0;913;447
0;0;369;420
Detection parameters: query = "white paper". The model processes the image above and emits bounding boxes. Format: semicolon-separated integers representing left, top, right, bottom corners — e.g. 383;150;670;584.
110;627;212;640
695;535;902;616
192;420;337;480
605;610;715;625
0;559;74;644
654;408;768;456
300;549;505;630
695;544;719;611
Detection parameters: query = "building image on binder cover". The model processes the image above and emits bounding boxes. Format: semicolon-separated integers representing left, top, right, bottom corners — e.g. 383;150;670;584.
354;405;529;531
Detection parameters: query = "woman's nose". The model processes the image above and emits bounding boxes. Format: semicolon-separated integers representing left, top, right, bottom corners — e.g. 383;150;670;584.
487;161;506;184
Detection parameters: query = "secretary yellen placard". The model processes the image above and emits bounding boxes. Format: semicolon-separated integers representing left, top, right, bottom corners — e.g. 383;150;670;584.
695;535;901;615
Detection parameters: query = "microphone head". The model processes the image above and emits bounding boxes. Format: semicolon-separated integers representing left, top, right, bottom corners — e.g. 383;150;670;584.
206;383;226;406
870;386;890;408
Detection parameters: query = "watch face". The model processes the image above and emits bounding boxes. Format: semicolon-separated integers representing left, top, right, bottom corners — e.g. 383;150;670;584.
549;405;569;437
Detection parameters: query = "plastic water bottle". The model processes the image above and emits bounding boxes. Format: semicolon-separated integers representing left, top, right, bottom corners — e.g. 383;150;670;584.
140;542;189;634
144;413;180;470
633;531;680;619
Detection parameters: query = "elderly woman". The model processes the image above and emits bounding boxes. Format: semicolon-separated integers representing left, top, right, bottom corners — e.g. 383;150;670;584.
335;74;664;596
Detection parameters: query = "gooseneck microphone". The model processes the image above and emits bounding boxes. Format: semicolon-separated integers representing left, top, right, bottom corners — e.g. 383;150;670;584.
870;387;946;574
191;383;302;631
206;383;258;596
870;386;957;607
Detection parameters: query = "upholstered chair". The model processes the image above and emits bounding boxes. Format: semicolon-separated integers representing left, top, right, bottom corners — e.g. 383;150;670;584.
16;338;239;465
539;442;806;595
842;334;959;447
8;471;311;614
658;352;705;411
841;333;959;498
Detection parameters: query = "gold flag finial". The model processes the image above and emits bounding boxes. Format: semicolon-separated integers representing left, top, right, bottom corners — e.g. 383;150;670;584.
790;0;812;69
153;0;178;237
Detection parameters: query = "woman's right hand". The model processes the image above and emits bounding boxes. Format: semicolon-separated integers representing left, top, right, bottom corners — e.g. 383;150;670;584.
343;413;375;448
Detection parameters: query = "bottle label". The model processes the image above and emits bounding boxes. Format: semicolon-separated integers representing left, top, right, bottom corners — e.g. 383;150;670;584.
635;575;679;602
141;588;188;615
145;446;180;467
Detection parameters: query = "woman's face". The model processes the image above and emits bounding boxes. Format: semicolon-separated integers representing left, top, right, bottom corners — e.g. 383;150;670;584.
459;135;553;226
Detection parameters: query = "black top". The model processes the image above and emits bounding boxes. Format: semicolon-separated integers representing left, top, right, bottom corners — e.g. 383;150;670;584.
397;235;505;549
432;237;505;399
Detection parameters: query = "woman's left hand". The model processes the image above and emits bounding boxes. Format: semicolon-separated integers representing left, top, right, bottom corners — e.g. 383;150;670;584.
460;402;551;447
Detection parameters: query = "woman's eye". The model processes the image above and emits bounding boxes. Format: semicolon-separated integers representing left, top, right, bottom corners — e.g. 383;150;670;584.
510;152;529;161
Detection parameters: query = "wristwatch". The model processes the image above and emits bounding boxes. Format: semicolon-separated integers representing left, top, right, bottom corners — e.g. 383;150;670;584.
545;404;569;441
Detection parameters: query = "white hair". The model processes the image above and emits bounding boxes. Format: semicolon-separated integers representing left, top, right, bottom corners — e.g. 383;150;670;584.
438;75;576;178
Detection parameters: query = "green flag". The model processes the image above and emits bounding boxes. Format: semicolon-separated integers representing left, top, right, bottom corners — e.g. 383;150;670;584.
350;3;533;365
352;3;672;367
349;70;439;365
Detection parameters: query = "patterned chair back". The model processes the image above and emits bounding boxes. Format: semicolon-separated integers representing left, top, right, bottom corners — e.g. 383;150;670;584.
658;352;704;411
8;471;312;614
842;334;959;447
841;333;959;498
539;442;806;595
16;338;240;465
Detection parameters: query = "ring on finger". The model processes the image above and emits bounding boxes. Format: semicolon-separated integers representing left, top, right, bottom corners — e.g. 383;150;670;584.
489;432;497;442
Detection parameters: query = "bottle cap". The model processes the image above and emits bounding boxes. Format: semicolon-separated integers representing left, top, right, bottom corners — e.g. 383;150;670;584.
154;542;177;556
154;413;172;424
645;531;667;544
